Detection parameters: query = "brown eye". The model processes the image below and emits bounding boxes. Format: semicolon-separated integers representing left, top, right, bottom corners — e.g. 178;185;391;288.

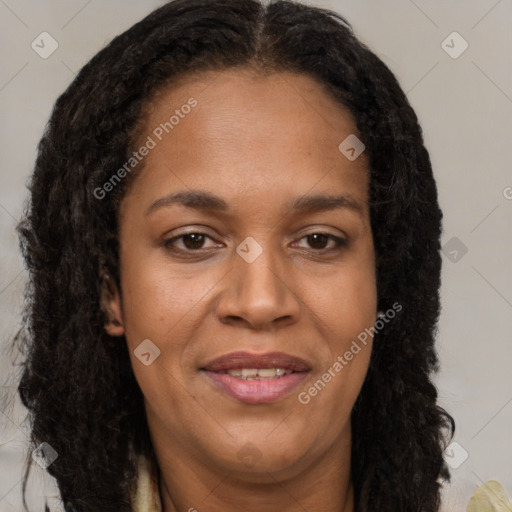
296;232;347;251
307;233;329;249
180;233;207;250
164;232;218;252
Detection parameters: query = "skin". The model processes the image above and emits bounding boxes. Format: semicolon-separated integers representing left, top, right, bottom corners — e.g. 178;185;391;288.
103;67;378;512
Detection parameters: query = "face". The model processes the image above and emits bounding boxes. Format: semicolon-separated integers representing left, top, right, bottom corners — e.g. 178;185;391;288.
105;68;377;480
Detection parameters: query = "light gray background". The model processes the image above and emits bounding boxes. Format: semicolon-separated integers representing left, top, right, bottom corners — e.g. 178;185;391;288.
1;1;511;511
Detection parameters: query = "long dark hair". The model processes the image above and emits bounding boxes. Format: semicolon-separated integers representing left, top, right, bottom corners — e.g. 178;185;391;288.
12;0;454;510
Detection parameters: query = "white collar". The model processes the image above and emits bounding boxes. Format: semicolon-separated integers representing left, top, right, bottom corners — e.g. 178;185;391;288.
131;453;162;512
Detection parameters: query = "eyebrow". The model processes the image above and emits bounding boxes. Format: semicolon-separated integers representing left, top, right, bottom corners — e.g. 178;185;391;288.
144;190;364;217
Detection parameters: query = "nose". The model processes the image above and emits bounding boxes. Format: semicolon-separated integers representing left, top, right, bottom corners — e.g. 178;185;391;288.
215;245;302;331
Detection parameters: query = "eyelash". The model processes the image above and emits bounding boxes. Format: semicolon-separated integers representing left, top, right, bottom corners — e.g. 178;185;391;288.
162;231;347;255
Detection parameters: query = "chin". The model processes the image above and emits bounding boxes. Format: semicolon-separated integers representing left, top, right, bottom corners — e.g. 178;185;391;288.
209;436;313;480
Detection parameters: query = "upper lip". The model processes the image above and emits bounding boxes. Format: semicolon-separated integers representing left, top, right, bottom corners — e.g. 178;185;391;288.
201;351;311;372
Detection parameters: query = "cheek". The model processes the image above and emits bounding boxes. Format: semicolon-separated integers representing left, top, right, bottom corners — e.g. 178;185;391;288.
119;252;213;344
299;275;375;433
301;255;376;402
313;279;375;381
307;258;376;337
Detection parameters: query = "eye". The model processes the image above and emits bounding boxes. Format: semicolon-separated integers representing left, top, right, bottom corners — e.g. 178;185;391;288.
163;230;347;255
163;232;221;252
294;232;347;251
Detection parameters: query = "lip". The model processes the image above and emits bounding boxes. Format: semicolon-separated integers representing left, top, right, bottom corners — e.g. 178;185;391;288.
202;351;311;372
201;351;311;404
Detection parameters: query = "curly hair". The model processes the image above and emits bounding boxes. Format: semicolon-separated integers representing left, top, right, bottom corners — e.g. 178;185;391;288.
12;0;454;510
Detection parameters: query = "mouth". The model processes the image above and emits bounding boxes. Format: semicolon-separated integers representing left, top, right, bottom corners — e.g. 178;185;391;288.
200;351;311;404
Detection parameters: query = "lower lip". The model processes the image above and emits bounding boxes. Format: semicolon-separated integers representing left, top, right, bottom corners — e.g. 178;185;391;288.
202;371;309;404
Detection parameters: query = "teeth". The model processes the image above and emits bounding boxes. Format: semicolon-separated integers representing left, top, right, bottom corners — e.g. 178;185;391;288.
225;368;292;379
258;368;285;378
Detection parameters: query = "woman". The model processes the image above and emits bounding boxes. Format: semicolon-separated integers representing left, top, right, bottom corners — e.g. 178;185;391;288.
13;0;454;510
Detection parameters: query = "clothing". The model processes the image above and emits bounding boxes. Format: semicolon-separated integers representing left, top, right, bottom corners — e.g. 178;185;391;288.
131;453;163;512
465;480;512;511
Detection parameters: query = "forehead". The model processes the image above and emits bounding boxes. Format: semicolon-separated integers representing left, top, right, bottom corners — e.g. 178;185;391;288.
122;67;369;216
142;67;361;151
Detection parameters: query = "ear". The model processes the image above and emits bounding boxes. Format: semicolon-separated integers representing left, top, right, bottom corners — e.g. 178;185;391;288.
100;272;125;337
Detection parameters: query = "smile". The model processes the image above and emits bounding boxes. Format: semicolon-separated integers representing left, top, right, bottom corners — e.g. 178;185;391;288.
200;351;311;404
202;370;309;404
